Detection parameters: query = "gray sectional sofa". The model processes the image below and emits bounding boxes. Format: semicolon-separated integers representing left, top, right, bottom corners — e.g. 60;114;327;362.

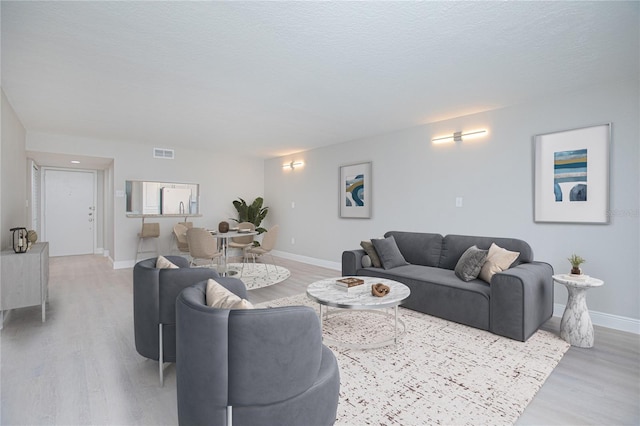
342;231;554;341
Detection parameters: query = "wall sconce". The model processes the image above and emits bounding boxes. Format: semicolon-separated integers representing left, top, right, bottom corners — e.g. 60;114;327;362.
432;129;488;144
283;161;304;170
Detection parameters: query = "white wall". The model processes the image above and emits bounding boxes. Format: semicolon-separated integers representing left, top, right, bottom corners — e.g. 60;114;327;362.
26;132;265;266
1;89;27;250
265;78;639;322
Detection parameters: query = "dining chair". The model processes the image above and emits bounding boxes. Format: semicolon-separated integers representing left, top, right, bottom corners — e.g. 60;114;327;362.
228;222;255;261
173;223;190;256
186;228;222;268
136;222;160;262
244;225;279;277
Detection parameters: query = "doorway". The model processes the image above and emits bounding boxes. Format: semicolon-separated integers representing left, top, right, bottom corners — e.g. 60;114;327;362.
43;169;96;257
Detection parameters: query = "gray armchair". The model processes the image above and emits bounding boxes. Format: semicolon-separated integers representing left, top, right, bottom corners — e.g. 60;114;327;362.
133;256;222;385
176;281;340;426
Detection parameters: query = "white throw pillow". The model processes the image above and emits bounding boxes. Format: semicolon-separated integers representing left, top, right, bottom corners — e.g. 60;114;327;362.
479;243;520;283
156;255;179;269
205;279;254;309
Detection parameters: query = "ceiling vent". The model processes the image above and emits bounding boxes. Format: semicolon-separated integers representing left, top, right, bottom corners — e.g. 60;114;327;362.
153;148;175;159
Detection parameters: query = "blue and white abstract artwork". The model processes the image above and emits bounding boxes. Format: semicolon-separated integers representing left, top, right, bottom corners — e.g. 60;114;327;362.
345;174;365;207
554;149;587;202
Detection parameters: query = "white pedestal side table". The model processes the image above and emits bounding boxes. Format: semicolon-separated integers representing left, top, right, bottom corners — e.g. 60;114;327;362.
553;274;604;348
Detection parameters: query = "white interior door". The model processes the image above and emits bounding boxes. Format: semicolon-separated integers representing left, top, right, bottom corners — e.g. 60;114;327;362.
43;169;96;256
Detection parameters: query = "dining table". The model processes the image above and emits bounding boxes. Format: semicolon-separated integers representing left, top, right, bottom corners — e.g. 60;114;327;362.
208;229;258;276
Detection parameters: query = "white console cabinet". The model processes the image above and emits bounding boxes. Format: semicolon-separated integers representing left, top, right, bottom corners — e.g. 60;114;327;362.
1;242;49;322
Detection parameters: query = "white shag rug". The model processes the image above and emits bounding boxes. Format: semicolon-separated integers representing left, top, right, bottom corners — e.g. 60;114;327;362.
258;293;570;426
226;262;290;290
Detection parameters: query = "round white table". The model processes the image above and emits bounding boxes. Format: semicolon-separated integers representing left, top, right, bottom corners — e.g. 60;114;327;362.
553;274;604;348
208;229;257;276
307;277;411;348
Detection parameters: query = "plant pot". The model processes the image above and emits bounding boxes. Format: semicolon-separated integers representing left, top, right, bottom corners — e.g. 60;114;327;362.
570;266;582;275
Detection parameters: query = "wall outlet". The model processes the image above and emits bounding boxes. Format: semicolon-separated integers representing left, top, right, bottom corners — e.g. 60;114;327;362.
291;201;295;209
291;237;295;245
455;197;463;207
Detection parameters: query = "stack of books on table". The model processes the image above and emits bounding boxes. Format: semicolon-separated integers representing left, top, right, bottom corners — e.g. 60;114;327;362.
335;277;365;293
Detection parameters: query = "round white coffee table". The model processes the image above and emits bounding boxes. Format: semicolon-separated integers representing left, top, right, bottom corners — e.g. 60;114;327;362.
306;276;411;348
553;274;604;348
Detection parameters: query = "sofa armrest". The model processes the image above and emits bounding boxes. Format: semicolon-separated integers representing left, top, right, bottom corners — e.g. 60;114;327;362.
342;249;366;276
490;261;554;341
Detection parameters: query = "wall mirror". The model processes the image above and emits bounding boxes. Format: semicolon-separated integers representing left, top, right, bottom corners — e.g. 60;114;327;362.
126;180;199;215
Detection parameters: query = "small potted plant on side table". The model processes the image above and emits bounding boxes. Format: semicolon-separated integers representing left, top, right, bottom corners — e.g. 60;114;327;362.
568;254;586;276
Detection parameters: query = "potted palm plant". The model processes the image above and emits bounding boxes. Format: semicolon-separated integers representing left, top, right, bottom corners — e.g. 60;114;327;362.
568;254;586;276
231;197;269;235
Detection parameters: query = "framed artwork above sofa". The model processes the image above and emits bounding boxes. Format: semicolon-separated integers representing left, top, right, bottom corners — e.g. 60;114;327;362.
533;123;611;224
339;161;372;219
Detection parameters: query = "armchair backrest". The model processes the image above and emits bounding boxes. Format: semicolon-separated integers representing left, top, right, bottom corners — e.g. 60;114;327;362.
176;281;323;425
133;257;220;362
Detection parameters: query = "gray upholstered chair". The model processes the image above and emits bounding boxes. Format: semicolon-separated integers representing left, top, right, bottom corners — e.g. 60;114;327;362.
133;256;222;385
176;280;341;426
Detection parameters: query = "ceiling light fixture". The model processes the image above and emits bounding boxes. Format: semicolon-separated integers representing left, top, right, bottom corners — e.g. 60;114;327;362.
432;129;488;144
70;160;81;164
283;161;304;170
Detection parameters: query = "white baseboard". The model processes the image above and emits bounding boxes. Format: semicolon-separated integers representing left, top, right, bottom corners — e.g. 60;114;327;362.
553;303;639;335
95;248;104;255
272;250;341;271
113;260;136;269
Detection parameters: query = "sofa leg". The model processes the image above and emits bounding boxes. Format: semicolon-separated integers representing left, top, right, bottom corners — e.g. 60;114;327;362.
159;323;164;386
226;406;232;426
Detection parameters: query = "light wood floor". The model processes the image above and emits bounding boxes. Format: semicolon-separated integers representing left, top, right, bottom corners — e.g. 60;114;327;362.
1;255;638;425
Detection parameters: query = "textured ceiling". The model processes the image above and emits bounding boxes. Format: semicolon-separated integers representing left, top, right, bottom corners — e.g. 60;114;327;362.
2;1;638;159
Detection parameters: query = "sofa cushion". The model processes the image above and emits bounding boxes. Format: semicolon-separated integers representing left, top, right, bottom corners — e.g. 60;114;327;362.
454;246;488;281
206;279;254;309
479;243;520;283
439;234;533;270
156;255;179;269
360;240;382;268
361;255;372;268
384;231;443;267
372;236;409;269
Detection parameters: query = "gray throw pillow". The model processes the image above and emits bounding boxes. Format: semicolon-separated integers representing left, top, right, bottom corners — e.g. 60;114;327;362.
371;236;409;270
361;255;372;268
360;240;382;268
454;245;488;282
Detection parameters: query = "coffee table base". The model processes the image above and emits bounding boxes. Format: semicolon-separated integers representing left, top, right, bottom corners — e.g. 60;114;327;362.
318;305;407;349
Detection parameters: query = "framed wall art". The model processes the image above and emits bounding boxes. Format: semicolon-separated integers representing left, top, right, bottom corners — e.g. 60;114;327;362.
533;123;611;223
339;162;371;218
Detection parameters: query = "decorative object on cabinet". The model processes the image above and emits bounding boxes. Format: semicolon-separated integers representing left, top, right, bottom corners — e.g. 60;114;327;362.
534;123;611;223
10;227;28;253
27;230;38;248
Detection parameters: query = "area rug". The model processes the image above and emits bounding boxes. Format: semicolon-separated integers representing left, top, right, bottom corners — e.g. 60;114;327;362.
258;294;570;426
226;262;290;290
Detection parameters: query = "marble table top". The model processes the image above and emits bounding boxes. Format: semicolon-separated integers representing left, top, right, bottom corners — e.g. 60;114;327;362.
307;276;411;310
553;274;604;289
